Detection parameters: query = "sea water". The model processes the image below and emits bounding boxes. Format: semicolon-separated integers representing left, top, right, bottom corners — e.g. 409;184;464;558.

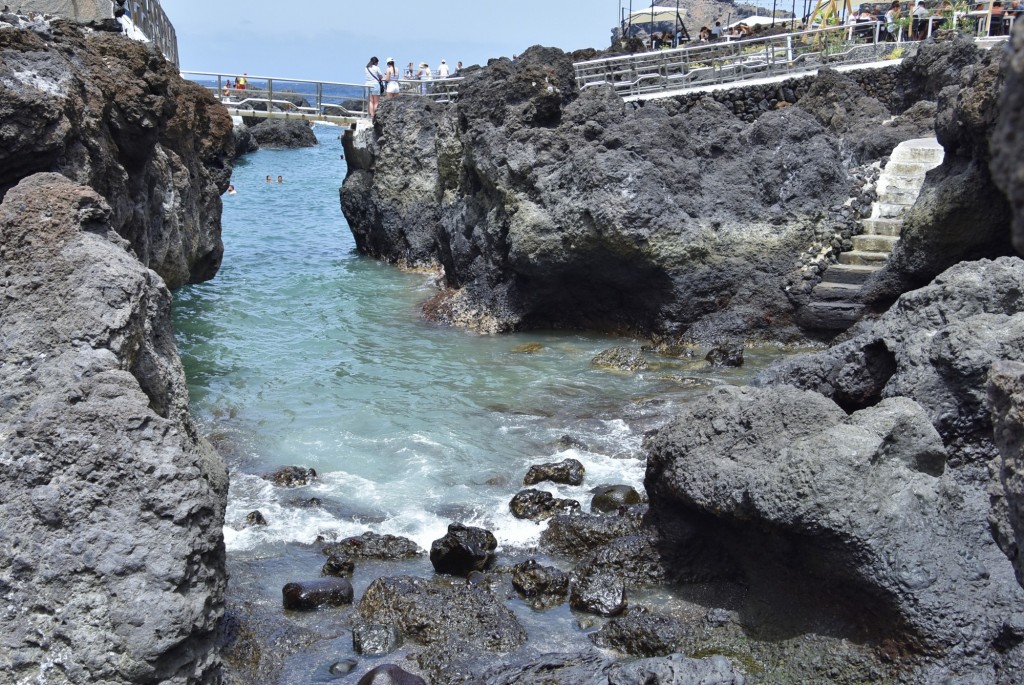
172;126;787;649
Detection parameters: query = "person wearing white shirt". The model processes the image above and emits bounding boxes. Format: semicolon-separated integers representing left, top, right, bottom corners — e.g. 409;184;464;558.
438;59;450;78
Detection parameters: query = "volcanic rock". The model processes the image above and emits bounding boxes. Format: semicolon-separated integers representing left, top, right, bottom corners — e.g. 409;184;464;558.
355;575;527;651
0;173;228;683
645;384;1024;679
989;360;1024;586
704;343;744;368
323;531;422;560
540;508;645;558
524;457;585;486
262;465;317;487
509;488;581;521
991;20;1024;253
592;347;649;373
429;523;497;575
590;607;692;657
590;484;644;513
352;622;403;656
0;24;233;288
569;571;627;617
510;559;570;607
357;664;427;685
248;118;318;149
282;578;354;611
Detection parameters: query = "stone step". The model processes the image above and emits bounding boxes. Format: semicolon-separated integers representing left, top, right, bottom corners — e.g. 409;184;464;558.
853;234;900;252
871;202;912;219
877;186;922;206
889;138;945;165
886;161;938;177
839;250;890;266
797;301;867;330
812;281;863;300
861;217;902;236
821;263;880;284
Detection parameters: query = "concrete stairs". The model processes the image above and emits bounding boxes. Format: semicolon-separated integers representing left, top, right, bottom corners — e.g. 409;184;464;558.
799;138;944;331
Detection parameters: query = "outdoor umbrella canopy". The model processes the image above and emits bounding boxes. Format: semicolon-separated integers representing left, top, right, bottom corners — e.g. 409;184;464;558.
627;5;688;23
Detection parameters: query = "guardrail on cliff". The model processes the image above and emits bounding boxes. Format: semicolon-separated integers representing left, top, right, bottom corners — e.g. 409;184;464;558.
574;22;917;101
121;0;179;67
181;72;463;125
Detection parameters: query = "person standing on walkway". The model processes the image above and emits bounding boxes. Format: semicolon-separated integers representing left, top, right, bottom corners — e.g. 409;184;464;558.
385;58;402;98
365;56;383;118
415;62;433;95
438;59;450;78
885;1;901;40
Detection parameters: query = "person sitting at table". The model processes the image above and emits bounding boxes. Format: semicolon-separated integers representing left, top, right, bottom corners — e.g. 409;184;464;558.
698;25;711;41
884;1;901;40
912;1;929;39
990;1;1006;34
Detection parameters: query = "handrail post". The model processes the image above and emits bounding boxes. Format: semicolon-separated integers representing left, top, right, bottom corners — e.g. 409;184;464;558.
267;78;273;113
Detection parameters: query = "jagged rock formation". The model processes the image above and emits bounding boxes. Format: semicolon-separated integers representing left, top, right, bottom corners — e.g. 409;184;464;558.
343;46;864;341
990;361;1024;586
0;19;232;684
992;23;1024;254
645;384;1024;681
0;174;228;683
0;19;233;289
341;39;983;341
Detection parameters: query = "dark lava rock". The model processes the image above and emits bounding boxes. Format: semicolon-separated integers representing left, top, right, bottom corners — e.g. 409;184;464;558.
540;509;645;558
761;258;1024;460
510;559;570;607
645;383;1024;679
509;488;581;521
590;607;692;657
590;485;644;513
705;343;744;368
232;123;259;158
592;347;649;373
606;654;745;685
524;457;585;486
322;553;355;578
357;664;426;685
245;510;268;526
248;118;318;149
569;571;627;617
282;577;354;611
556;434;589;451
355;575;527;651
323;531;422;560
991;21;1024;254
989;360;1024;587
352;621;403;656
574;532;668;588
262;465;317;487
429;523;498;575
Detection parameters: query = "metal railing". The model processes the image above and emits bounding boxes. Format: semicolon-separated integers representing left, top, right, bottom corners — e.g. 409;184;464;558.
181;72;463;125
122;0;178;67
575;22;922;101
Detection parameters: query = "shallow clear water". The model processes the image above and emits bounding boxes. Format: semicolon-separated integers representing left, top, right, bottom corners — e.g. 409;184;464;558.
172;124;785;568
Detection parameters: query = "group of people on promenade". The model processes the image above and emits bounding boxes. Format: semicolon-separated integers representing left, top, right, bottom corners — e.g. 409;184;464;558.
364;57;463;118
847;0;1019;41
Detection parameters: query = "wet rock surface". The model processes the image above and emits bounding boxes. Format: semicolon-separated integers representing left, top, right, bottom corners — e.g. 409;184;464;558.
992;22;1024;253
323;531;423;560
592;347;650;372
523;457;585;486
355;575;527;651
569;571;627;617
262;465;318;487
645;383;1024;680
590;485;644;513
357;664;427;685
510;559;570;607
704;343;744;368
0;173;228;683
281;578;354;611
989;360;1024;586
510;488;582;521
590;608;692;657
540;508;646;558
429;522;498;575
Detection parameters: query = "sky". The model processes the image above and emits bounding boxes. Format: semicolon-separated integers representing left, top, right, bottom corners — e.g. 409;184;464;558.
161;1;640;82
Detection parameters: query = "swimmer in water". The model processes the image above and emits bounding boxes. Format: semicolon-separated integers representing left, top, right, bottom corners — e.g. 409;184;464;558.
227;184;236;195
277;175;284;183
265;175;272;183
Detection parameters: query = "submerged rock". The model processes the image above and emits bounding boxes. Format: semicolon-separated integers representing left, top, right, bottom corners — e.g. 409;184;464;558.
592;347;649;373
352;621;403;656
540;509;645;558
323;531;422;560
262;465;318;487
245;510;268;526
282;578;354;611
704;343;744;368
524;457;585;486
430;523;497;575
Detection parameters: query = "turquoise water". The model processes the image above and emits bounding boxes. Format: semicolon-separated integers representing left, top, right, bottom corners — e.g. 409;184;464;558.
172;125;783;560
